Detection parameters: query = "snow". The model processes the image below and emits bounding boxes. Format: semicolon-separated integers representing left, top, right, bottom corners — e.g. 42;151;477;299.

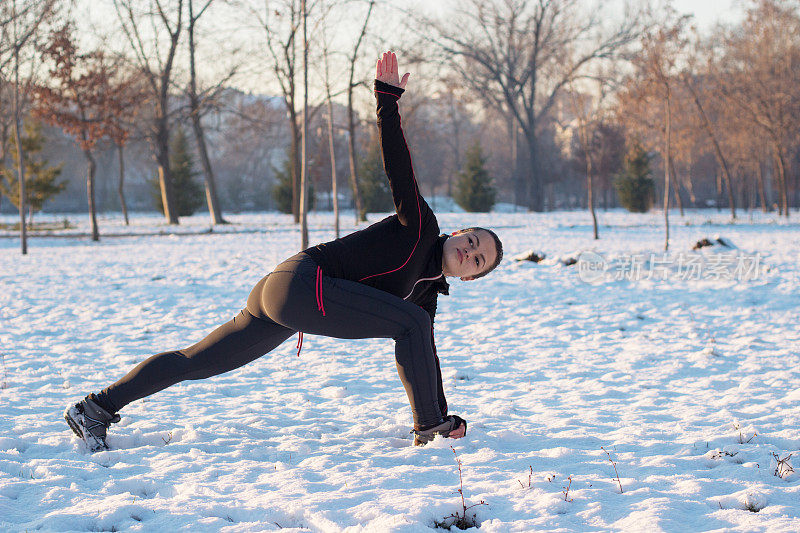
1;208;799;532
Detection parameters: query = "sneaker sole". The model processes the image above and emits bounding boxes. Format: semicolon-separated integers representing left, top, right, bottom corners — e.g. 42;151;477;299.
64;411;84;439
64;405;108;452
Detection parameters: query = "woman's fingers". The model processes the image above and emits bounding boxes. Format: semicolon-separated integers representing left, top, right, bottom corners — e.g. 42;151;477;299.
376;51;408;88
449;424;465;438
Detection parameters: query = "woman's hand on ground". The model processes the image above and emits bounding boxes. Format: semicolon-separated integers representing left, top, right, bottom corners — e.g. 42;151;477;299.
449;423;466;439
376;51;410;89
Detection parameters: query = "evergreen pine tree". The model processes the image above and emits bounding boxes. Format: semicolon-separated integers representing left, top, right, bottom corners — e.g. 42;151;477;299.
151;127;205;216
614;141;655;213
273;148;313;214
358;140;393;217
454;141;496;212
0;120;65;226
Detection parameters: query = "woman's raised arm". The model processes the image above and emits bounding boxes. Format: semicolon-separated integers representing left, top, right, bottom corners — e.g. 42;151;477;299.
374;51;429;228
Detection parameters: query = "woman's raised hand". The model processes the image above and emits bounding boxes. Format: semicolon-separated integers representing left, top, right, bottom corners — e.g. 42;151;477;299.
376;51;410;89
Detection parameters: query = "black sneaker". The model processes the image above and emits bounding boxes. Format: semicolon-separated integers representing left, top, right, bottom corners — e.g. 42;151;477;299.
64;397;120;452
413;415;467;446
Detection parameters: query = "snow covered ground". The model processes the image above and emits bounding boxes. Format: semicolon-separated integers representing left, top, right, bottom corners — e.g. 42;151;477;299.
1;208;799;532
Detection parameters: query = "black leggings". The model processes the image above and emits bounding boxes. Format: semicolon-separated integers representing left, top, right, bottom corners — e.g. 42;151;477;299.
94;253;446;428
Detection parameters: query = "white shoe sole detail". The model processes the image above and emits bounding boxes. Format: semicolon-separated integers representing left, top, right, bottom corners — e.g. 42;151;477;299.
64;404;109;452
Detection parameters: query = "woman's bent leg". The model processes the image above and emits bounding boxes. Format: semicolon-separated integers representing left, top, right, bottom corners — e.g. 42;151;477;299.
253;254;443;429
94;309;294;413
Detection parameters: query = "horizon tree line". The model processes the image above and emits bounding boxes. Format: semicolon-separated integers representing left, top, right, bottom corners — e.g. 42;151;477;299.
0;0;798;254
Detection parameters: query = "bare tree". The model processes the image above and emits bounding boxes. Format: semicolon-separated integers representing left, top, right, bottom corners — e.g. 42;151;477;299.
106;66;146;226
215;92;288;210
321;32;340;237
299;0;309;247
437;78;478;199
343;0;374;223
625;13;690;250
35;24;126;241
186;0;233;225
714;0;799;217
421;0;641;212
258;0;302;222
568;75;623;239
0;0;58;254
113;0;184;224
680;70;736;218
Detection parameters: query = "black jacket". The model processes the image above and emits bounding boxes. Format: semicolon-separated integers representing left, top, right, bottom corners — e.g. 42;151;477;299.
304;80;450;325
304;80;450;415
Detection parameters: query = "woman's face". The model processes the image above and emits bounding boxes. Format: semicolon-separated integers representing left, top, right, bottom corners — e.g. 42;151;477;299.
442;229;497;280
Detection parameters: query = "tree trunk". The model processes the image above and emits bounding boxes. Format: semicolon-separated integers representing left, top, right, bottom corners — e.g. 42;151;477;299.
685;164;697;206
153;4;182;226
299;0;309;249
84;148;100;241
586;155;598;239
155;110;178;224
288;12;300;225
524;131;542;212
531;145;543;212
772;156;782;215
684;77;735;219
117;143;129;225
290;108;300;223
345;0;373;222
346;90;363;222
187;0;226;225
663;93;671;251
669;159;683;216
13;119;26;250
794;155;799;213
326;94;339;238
156;157;177;223
447;93;461;199
756;160;768;212
738;167;748;213
510;120;519;210
0;125;4;215
775;147;789;218
13;47;26;255
191;113;226;224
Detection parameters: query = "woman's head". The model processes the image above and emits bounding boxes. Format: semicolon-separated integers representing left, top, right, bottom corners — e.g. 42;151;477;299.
442;227;503;280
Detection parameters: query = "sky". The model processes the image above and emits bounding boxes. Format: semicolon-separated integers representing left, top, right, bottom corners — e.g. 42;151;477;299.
67;0;749;98
672;0;745;27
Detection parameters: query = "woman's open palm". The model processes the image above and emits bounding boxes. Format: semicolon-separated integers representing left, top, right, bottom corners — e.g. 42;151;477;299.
376;51;410;89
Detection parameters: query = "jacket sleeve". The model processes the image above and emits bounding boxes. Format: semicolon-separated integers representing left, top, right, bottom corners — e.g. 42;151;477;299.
419;290;448;417
374;79;431;228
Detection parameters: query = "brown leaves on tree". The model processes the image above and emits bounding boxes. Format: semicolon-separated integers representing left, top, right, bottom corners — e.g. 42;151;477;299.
33;23;143;151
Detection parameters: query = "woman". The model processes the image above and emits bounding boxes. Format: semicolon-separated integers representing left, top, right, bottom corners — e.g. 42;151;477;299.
65;52;503;451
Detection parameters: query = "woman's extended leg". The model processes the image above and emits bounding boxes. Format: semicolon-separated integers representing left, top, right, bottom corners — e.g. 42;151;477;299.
92;308;294;414
248;253;444;430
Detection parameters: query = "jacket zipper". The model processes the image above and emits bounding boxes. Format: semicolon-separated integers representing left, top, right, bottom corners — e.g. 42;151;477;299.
403;273;444;300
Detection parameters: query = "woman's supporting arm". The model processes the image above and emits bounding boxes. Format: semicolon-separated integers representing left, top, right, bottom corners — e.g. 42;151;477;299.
419;291;448;417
